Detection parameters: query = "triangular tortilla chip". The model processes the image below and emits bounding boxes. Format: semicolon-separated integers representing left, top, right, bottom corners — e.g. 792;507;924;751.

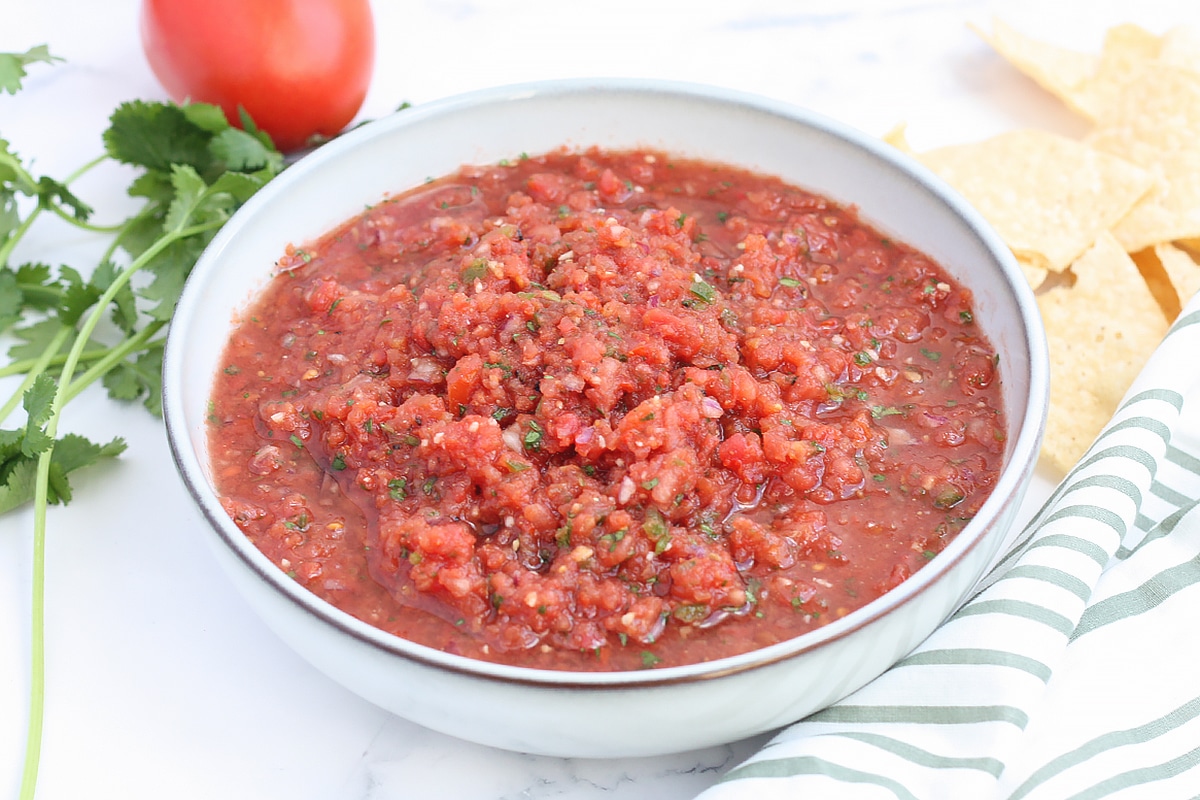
1037;233;1169;473
1088;66;1200;251
975;21;1200;123
971;18;1098;118
1018;256;1048;291
1068;23;1162;121
1160;25;1200;73
880;122;914;154
917;129;1152;272
1157;242;1200;309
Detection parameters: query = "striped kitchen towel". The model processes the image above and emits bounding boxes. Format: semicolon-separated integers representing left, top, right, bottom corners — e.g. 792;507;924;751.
700;293;1200;799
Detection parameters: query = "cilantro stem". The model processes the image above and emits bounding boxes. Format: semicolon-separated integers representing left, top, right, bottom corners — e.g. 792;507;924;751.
17;198;224;800
0;337;152;383
4;83;285;800
63;153;108;184
0;344;108;381
100;205;153;266
0;148;36;188
0;325;71;424
19;463;49;800
63;325;164;405
42;220;193;416
46;201;125;233
0;153;110;264
8;153;117;800
12;281;65;306
0;203;42;266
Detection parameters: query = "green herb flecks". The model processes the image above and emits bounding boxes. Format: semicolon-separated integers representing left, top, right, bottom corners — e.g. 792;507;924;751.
388;478;408;501
461;258;488;283
933;488;965;509
688;275;716;304
639;650;663;669
642;508;671;555
523;419;543;452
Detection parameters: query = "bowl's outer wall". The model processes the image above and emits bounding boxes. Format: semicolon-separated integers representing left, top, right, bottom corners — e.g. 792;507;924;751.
204;487;1027;757
164;80;1048;757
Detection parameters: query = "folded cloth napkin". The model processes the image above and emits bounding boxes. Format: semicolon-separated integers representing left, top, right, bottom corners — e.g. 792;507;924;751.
699;294;1200;800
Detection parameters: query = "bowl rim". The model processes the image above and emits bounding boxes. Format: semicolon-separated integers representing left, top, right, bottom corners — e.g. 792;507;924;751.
163;76;1050;689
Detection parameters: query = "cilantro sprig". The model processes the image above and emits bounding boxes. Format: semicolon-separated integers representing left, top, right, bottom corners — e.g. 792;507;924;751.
1;48;283;800
0;45;61;96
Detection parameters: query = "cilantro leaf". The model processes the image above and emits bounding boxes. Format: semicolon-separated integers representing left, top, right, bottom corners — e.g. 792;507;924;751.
236;106;276;150
126;170;175;204
7;317;70;363
137;235;207;321
0;432;126;514
0;188;17;240
57;265;102;325
104;100;215;176
209;127;283;173
132;162;245;320
209;170;270;204
0;45;60;95
0;137;27;187
0;427;23;470
101;346;164;416
1;138;33;241
89;260;139;334
116;209;167;260
51;432;128;475
0;457;37;514
7;317;102;364
14;263;61;311
19;374;57;457
162;163;212;233
0;268;19;332
181;102;231;133
35;175;92;222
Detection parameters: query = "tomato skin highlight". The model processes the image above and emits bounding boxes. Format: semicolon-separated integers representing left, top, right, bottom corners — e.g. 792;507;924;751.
140;0;375;152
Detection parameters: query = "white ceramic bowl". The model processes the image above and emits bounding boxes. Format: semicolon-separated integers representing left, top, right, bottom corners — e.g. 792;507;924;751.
163;79;1048;758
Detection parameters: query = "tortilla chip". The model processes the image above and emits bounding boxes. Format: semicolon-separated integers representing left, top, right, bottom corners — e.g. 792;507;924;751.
1131;246;1183;320
1156;242;1200;309
881;122;914;154
917;129;1152;272
971;18;1098;117
975;21;1200;122
1037;233;1169;473
1179;238;1200;260
1087;65;1200;251
938;19;1200;472
1068;23;1162;121
1018;256;1049;291
1160;25;1200;73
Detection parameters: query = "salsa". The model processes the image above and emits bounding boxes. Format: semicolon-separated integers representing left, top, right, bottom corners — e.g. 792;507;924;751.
207;148;1006;671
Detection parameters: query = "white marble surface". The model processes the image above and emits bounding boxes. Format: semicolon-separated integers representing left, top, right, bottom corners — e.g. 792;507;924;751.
2;1;1197;798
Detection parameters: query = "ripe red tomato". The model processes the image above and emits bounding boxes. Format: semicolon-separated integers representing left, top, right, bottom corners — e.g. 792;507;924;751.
140;0;375;152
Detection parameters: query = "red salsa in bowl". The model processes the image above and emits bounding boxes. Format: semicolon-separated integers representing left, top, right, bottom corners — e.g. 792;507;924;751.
207;147;1005;672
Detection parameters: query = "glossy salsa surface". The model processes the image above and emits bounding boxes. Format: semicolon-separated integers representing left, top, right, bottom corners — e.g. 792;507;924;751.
207;148;1006;671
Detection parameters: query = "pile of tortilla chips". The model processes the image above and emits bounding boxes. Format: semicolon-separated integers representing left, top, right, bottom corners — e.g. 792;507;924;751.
885;19;1200;474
